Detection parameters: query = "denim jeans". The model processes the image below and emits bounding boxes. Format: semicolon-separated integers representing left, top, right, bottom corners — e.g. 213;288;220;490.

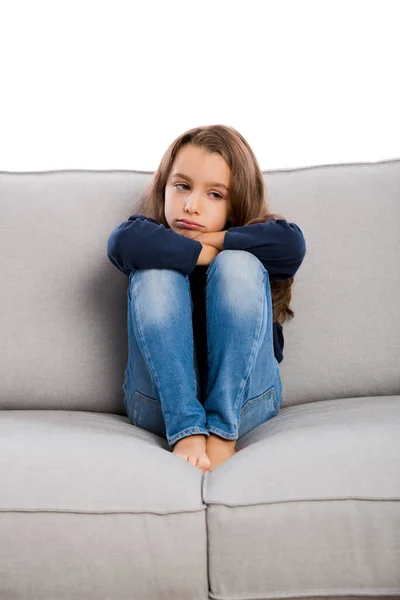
122;249;283;448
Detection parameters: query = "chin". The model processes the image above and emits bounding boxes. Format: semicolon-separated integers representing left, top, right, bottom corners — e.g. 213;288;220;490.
175;225;199;235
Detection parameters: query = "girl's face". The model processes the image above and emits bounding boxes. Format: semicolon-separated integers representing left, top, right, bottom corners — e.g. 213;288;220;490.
164;144;231;238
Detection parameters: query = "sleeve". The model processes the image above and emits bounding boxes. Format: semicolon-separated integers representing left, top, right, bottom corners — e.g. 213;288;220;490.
107;214;203;276
222;218;306;281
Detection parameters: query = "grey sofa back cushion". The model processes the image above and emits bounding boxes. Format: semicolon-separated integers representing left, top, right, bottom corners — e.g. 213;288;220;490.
0;160;399;414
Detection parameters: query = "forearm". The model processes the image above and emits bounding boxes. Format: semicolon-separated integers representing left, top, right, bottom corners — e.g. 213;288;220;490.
194;231;226;251
196;243;220;266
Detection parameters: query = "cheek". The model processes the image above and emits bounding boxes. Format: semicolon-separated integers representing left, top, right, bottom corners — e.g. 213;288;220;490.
163;192;174;211
165;189;178;205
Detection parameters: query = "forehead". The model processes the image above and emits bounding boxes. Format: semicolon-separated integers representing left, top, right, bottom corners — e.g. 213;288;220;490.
170;146;230;190
171;172;229;192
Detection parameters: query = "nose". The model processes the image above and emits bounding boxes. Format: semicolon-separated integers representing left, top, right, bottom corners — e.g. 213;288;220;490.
185;190;202;213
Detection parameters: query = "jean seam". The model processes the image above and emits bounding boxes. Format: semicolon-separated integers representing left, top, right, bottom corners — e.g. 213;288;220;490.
168;427;210;447
230;272;267;416
130;277;164;409
207;425;238;440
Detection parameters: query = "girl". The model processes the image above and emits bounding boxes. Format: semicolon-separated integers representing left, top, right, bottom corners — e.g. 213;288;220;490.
107;124;306;473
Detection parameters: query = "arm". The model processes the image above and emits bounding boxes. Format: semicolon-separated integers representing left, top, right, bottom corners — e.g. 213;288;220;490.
222;220;306;281
107;214;202;276
196;243;221;266
193;230;227;251
193;231;226;265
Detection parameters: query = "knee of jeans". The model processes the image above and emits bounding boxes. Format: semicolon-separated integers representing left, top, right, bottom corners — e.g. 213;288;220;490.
129;268;192;322
207;249;265;282
131;268;187;285
207;251;269;307
129;269;190;299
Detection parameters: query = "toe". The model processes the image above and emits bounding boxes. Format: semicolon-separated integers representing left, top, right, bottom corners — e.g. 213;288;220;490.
197;453;212;472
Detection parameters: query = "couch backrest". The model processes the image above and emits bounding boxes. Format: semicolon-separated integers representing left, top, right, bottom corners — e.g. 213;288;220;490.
1;160;399;414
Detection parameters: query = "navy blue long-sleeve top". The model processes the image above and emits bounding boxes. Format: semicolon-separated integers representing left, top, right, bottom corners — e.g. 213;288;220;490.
107;214;306;368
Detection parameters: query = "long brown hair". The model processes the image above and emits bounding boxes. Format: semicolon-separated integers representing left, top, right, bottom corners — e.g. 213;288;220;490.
134;124;296;326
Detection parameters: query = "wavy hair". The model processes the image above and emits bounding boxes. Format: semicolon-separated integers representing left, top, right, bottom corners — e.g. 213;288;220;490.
134;124;296;325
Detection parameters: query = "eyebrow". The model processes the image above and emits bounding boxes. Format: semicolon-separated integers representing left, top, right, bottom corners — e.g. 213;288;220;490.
171;172;230;192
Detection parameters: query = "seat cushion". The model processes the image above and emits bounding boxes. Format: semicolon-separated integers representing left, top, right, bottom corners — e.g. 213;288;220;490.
0;410;208;600
204;395;400;599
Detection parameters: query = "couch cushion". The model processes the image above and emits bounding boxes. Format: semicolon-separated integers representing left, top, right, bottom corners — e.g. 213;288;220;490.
0;410;209;600
204;395;400;599
0;160;399;413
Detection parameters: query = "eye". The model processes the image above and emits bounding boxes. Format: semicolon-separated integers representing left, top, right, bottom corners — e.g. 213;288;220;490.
174;183;222;199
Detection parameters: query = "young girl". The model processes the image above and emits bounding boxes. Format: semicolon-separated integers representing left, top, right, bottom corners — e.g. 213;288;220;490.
107;124;306;473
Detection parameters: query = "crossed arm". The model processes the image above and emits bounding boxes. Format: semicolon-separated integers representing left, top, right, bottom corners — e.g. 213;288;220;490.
192;230;227;251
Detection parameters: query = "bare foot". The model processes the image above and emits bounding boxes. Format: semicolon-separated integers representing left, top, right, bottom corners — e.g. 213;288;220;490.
172;434;211;473
206;433;237;471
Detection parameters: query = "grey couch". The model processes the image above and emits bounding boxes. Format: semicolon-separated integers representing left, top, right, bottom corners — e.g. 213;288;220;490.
1;159;399;600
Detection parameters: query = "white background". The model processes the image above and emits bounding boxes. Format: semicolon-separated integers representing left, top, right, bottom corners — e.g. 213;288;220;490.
0;0;399;171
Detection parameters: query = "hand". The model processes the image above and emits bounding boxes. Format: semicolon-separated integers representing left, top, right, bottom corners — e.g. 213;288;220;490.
192;230;228;250
191;231;206;242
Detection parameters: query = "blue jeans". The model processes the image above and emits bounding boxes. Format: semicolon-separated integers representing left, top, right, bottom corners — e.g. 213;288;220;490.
122;249;283;448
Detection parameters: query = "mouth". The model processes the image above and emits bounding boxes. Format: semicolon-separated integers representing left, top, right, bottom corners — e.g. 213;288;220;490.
177;220;203;230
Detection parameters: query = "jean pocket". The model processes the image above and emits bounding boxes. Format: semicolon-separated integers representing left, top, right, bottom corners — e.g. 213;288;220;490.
127;390;167;439
238;386;279;439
